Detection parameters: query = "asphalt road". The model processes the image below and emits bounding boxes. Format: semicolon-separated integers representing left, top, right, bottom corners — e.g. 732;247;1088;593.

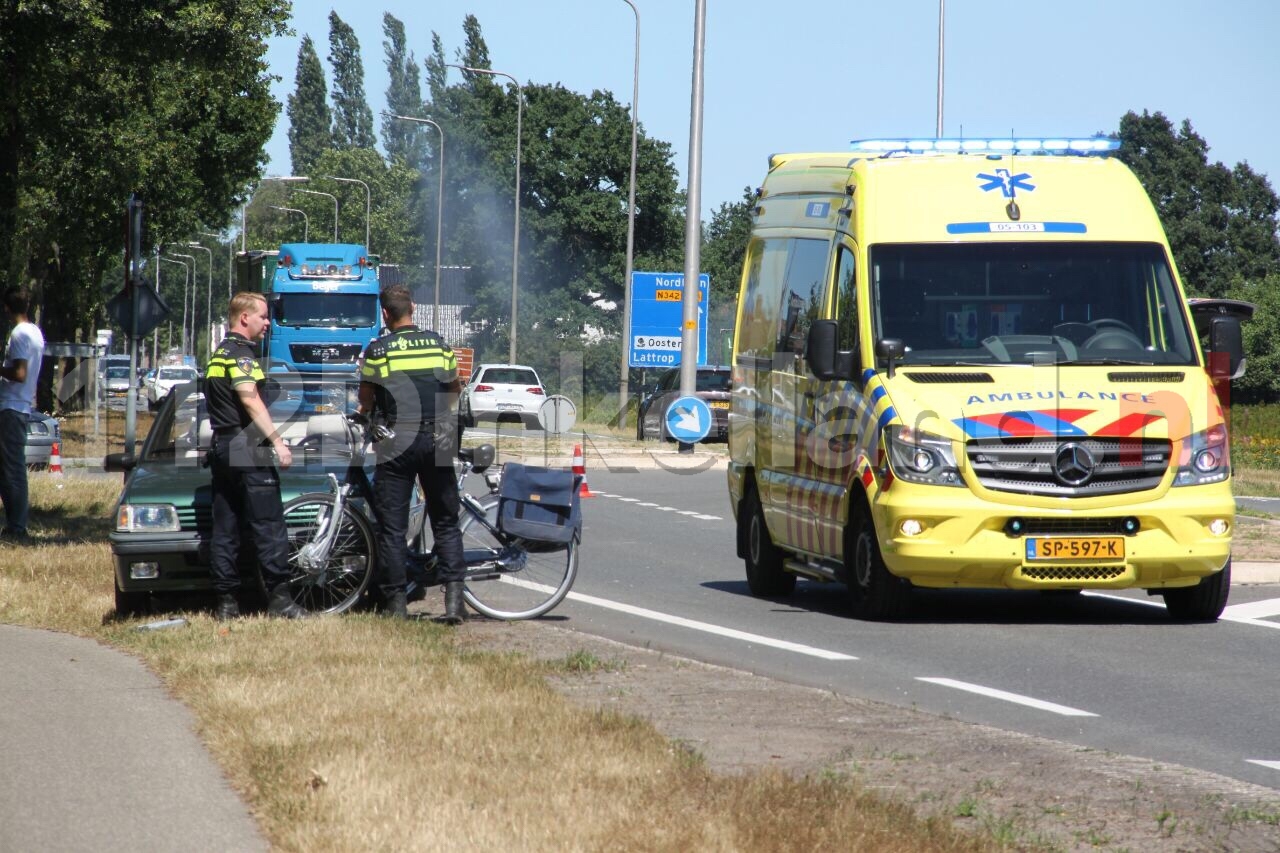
561;464;1280;792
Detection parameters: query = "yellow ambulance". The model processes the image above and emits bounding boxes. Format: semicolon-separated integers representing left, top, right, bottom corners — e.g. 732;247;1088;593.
727;137;1250;621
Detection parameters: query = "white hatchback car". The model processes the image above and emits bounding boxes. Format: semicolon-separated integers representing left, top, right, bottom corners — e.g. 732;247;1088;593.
459;364;546;429
146;365;199;411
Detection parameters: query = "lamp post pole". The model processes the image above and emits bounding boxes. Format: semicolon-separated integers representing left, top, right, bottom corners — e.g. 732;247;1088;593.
269;206;310;242
326;176;371;252
245;176;309;250
167;252;198;358
385;113;446;330
617;0;641;423
448;63;522;364
199;231;232;302
186;242;213;364
295;189;339;241
159;256;190;356
936;0;946;136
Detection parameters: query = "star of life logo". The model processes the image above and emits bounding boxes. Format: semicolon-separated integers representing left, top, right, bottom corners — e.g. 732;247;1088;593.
976;168;1035;198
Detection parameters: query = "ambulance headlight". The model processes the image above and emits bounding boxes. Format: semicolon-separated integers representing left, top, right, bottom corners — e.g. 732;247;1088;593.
1173;425;1230;487
884;427;964;487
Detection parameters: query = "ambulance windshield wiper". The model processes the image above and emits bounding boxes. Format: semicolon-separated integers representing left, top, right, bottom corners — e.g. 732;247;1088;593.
1059;356;1157;366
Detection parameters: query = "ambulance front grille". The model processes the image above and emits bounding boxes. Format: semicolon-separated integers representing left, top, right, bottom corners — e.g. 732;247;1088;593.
1022;565;1126;582
966;437;1171;497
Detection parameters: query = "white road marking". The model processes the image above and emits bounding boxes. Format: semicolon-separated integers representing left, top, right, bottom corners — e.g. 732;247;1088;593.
496;576;856;661
1222;598;1280;630
916;677;1098;717
587;491;723;520
1246;759;1280;772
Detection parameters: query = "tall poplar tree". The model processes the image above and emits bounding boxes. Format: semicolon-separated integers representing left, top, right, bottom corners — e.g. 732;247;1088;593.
328;12;376;150
381;14;425;167
287;35;332;176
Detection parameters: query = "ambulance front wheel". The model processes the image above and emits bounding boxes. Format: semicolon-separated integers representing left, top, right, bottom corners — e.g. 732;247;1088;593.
847;515;912;621
742;487;795;597
1161;559;1230;622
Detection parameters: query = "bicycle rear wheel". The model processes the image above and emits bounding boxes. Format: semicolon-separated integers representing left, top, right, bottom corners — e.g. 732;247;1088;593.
282;493;375;614
458;496;578;620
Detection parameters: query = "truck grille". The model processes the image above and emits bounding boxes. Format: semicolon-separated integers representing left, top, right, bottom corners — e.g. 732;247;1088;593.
289;343;363;364
966;437;1170;497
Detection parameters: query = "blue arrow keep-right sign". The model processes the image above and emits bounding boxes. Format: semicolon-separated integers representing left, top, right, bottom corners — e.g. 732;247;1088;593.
664;395;712;443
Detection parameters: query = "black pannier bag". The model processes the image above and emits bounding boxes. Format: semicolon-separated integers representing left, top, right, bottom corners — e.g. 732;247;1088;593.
498;463;582;545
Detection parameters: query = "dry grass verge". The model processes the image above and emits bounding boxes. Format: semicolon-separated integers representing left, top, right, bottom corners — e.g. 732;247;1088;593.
1;477;992;852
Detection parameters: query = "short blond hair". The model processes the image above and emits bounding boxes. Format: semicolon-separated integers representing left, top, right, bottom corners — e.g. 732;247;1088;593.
228;291;267;325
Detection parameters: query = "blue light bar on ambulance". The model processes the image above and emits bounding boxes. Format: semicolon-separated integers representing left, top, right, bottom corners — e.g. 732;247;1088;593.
850;137;1121;155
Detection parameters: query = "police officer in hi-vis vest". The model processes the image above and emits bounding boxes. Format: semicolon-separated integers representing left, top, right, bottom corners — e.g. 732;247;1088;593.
205;292;307;620
355;284;465;622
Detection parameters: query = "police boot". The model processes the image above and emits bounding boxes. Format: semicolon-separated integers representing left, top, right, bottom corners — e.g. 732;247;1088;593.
267;584;309;619
382;591;408;620
440;582;466;625
215;594;240;621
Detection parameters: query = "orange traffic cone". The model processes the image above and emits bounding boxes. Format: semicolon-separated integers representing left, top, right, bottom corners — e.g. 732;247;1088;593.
572;444;595;498
49;441;63;475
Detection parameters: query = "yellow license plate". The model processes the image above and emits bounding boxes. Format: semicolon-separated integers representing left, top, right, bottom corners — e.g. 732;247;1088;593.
1025;537;1124;561
709;401;730;409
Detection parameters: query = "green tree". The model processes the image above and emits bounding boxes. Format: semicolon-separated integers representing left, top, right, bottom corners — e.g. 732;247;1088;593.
328;11;376;151
0;1;288;409
380;14;426;168
287;35;333;176
701;188;755;315
1117;111;1280;298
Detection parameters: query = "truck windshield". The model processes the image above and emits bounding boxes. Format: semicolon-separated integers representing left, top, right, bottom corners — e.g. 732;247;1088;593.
870;242;1197;367
275;293;378;328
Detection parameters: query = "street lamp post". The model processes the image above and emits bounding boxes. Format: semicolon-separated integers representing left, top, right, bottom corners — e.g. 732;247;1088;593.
244;176;309;250
199;231;233;302
167;252;198;357
269;205;310;242
159;256;190;356
617;0;641;423
447;62;522;364
186;242;213;364
385;113;445;330
936;0;946;136
294;189;339;241
326;175;371;252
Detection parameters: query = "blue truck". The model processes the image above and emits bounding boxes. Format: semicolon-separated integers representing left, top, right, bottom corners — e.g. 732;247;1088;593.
234;243;382;379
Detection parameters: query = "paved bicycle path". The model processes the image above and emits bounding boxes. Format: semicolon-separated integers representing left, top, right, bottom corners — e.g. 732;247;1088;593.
0;623;267;853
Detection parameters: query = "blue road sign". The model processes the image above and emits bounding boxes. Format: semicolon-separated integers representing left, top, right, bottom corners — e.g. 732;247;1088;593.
664;395;712;443
628;271;709;369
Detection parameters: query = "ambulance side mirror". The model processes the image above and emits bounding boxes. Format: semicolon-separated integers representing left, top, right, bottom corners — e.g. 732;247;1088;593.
807;320;856;381
1208;316;1245;380
876;338;906;379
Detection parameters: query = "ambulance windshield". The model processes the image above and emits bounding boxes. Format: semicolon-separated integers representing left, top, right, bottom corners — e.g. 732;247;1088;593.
870;242;1197;367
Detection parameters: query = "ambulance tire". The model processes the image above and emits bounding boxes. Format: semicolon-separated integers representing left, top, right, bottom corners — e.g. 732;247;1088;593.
847;514;912;621
742;487;795;597
1161;559;1230;622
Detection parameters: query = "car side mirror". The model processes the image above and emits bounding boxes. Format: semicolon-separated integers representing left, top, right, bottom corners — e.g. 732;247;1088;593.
104;452;136;473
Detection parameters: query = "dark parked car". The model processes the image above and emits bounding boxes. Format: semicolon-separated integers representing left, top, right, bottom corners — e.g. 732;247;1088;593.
636;366;731;442
106;377;367;616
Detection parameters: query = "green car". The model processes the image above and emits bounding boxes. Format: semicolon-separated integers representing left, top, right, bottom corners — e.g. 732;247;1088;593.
107;377;374;617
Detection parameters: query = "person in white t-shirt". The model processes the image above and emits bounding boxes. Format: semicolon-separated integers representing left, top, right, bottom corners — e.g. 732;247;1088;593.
0;286;45;538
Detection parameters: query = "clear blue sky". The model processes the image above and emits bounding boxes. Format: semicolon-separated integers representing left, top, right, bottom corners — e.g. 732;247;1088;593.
264;1;1280;218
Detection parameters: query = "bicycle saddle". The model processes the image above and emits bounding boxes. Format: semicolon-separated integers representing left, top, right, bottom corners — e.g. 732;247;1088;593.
460;443;496;472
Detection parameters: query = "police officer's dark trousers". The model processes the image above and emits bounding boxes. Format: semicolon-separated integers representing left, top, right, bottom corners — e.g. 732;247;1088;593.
209;431;291;594
372;423;465;601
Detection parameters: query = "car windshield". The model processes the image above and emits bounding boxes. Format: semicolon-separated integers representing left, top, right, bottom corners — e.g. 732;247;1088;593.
274;293;377;327
695;371;731;392
480;368;539;385
158;367;197;381
870;242;1197;367
143;379;361;462
106;367;131;379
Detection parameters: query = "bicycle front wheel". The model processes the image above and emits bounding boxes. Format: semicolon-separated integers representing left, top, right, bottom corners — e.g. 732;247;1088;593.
282;493;376;614
458;496;578;620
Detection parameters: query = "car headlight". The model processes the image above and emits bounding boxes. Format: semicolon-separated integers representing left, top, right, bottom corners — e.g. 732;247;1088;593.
117;504;181;533
1173;424;1230;487
884;426;964;487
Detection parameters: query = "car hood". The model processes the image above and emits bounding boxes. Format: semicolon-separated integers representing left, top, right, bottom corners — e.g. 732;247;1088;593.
118;456;360;508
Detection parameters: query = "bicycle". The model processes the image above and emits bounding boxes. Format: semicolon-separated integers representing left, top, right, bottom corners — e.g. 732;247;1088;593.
279;415;579;619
